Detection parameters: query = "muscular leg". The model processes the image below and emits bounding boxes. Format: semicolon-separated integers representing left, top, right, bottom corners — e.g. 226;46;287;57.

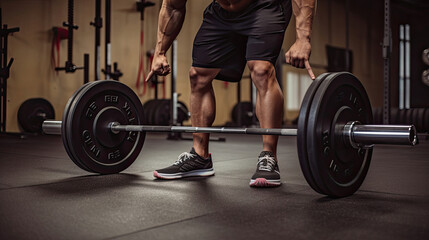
247;60;284;160
189;67;221;158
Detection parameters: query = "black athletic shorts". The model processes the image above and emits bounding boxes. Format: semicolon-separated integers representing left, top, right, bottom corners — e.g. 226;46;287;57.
192;0;292;82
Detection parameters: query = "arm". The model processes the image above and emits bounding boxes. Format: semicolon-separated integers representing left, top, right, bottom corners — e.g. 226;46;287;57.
285;0;317;79
146;0;187;81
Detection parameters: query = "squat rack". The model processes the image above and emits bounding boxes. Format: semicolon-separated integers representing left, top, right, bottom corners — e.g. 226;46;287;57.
55;0;90;84
0;8;19;133
382;0;392;124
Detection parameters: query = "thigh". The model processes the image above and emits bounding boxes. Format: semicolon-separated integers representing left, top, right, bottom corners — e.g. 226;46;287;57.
192;28;243;68
246;33;285;66
192;4;248;82
192;29;247;82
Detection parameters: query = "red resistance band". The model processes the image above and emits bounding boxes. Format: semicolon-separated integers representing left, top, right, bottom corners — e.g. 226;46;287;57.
136;24;147;96
51;27;68;71
162;75;166;99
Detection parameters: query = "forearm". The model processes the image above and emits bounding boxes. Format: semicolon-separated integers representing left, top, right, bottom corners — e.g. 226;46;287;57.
155;0;187;56
292;0;316;41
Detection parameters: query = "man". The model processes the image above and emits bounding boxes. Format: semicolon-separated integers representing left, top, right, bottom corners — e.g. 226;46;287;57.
147;0;316;187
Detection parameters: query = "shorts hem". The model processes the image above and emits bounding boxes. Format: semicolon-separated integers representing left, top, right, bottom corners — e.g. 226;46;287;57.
246;57;277;66
192;63;223;69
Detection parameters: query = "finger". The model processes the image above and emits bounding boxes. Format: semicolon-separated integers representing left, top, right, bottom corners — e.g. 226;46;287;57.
159;64;167;75
305;60;315;80
285;51;291;64
159;69;170;76
298;59;304;69
163;65;171;75
145;70;154;82
289;56;295;67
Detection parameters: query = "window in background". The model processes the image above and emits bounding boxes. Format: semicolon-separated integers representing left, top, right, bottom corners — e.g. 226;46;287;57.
399;24;411;109
286;72;312;111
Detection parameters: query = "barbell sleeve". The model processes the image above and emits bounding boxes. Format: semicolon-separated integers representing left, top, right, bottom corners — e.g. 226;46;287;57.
42;120;62;135
353;125;417;146
344;121;417;148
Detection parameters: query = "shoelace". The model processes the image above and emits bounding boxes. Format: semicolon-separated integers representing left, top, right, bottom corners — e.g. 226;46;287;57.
173;152;195;165
257;155;276;171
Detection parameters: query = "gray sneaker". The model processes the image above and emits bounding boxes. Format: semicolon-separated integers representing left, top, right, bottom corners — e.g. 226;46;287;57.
249;151;281;187
153;148;215;179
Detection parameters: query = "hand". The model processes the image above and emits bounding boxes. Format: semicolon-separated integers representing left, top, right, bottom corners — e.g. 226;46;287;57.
285;40;315;80
145;54;171;82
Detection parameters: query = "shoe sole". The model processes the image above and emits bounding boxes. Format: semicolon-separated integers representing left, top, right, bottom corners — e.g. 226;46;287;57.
153;168;215;180
249;178;281;187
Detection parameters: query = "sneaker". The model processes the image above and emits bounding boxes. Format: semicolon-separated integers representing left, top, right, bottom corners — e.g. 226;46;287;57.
249;151;281;187
153;148;215;179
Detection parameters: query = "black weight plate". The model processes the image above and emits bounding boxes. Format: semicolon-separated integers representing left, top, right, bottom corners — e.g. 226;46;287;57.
421;108;427;132
148;100;165;125
232;102;254;127
142;99;159;124
376;108;396;124
420;108;427;132
62;82;95;173
152;99;170;125
416;108;423;132
417;109;422;131
423;108;429;132
142;100;153;124
148;99;163;124
154;100;190;125
307;72;373;197
66;80;146;174
410;108;417;130
177;101;190;124
411;108;418;127
18;98;55;133
406;108;413;125
297;72;330;195
64;82;104;173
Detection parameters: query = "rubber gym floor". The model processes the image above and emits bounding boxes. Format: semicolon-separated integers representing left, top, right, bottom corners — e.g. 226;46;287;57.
0;132;428;239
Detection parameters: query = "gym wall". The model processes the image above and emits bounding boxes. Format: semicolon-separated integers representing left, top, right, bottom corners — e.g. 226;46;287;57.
1;0;385;132
389;4;429;108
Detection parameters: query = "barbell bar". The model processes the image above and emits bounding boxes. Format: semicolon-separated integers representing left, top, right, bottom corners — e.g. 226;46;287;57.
41;72;419;197
43;120;417;148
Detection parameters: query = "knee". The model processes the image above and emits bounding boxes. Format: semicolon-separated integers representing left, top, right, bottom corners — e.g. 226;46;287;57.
249;61;275;90
189;67;213;92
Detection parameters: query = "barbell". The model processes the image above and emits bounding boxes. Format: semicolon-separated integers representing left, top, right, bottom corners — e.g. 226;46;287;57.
42;72;418;197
